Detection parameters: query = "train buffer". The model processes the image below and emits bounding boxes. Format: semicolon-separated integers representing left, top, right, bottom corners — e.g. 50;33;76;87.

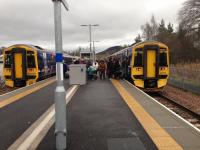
0;78;200;150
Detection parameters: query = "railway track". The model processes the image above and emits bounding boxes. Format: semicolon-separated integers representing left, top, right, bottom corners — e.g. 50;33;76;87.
0;86;18;95
150;92;200;129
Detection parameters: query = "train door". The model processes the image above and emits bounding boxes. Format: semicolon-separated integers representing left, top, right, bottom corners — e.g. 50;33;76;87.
14;53;23;78
147;50;156;78
144;45;159;80
43;53;48;75
11;48;27;86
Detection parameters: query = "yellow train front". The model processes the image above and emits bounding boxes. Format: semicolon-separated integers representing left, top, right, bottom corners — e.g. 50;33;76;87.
110;41;169;91
131;41;169;91
3;44;56;87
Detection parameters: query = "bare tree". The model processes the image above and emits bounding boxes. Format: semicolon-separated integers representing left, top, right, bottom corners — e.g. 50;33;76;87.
0;47;6;55
141;22;151;40
179;0;200;29
150;15;158;39
141;15;158;40
135;34;142;43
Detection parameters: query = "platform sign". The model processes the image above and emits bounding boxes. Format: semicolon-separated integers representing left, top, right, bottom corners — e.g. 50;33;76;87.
80;52;92;60
56;53;63;62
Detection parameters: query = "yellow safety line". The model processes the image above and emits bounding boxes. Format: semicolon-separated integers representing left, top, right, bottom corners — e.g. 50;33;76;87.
0;79;56;108
111;79;183;150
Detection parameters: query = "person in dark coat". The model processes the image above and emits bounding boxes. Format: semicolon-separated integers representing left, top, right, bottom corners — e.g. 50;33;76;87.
113;59;121;79
74;59;79;64
107;58;113;78
63;63;69;78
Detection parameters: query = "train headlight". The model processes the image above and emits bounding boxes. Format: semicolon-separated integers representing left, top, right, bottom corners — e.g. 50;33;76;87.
160;67;165;70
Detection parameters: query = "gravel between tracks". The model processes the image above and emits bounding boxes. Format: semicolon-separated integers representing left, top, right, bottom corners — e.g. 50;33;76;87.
162;85;200;115
0;86;18;95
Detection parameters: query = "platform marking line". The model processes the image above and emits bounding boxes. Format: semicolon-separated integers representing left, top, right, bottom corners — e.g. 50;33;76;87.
111;79;183;150
8;85;79;150
124;79;200;134
0;79;56;108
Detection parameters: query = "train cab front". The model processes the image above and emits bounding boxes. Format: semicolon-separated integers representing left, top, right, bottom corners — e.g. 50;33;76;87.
3;45;38;87
131;43;169;91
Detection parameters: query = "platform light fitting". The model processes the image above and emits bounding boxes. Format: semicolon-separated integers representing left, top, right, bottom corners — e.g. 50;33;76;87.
52;0;69;11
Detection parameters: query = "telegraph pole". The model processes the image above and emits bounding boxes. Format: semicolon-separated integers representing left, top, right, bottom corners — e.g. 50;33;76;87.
81;24;99;63
92;41;99;63
52;0;69;149
89;24;92;61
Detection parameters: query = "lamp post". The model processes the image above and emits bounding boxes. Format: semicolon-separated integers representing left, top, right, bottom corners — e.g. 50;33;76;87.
81;24;99;63
52;0;68;149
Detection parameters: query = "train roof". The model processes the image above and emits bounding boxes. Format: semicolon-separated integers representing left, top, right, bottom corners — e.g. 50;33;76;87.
4;44;77;58
108;41;168;57
5;44;55;54
132;41;168;47
5;44;44;51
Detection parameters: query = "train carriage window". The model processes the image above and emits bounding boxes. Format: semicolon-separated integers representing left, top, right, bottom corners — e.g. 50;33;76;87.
64;57;73;64
4;54;12;68
27;54;36;68
159;52;168;66
46;54;51;66
37;53;45;69
38;58;44;67
134;49;143;67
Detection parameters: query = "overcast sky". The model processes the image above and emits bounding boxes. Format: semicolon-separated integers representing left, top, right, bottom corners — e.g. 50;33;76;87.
0;0;186;52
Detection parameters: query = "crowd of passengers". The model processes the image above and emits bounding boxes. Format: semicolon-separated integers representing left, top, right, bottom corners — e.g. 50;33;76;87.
73;57;122;80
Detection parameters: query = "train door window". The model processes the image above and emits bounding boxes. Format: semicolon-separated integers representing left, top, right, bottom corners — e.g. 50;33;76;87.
134;48;143;67
159;49;168;66
4;54;12;68
128;55;131;65
46;54;51;66
51;55;56;65
27;52;36;68
42;53;47;67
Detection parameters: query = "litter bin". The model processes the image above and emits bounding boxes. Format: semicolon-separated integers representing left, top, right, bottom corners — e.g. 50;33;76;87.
69;64;86;85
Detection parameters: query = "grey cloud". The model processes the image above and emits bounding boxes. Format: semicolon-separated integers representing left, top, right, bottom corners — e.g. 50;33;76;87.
0;0;186;51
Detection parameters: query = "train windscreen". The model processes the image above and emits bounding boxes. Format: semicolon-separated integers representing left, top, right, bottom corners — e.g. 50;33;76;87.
4;53;12;68
27;54;36;68
159;49;168;66
134;48;143;67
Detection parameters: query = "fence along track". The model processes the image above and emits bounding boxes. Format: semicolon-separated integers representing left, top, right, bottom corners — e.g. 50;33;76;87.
169;66;200;95
168;77;200;95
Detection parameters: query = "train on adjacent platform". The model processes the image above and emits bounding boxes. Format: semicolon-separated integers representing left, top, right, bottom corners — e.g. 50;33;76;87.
3;44;75;87
109;41;169;91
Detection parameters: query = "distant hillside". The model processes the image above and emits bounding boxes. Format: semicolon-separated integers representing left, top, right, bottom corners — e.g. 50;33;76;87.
96;42;137;59
96;46;123;59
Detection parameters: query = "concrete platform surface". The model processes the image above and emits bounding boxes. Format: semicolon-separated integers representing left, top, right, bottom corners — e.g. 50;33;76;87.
3;78;199;150
38;79;157;150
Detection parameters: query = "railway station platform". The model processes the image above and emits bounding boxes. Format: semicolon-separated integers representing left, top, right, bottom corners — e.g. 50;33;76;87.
0;78;200;150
